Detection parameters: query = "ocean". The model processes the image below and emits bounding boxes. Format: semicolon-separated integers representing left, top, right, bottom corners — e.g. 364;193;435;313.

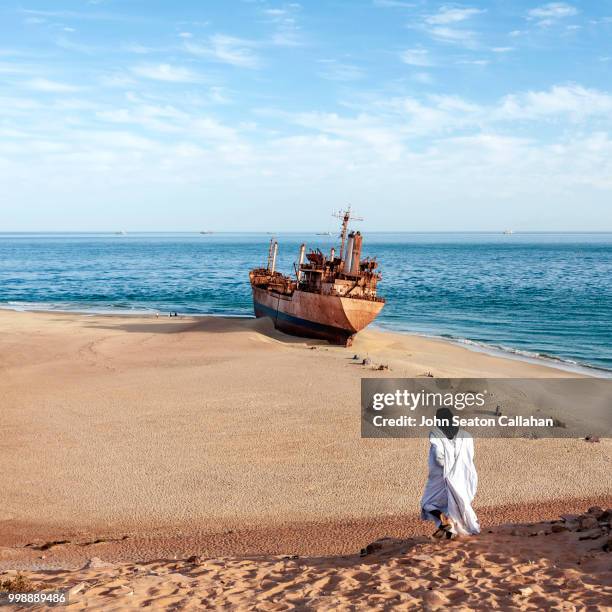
0;232;610;375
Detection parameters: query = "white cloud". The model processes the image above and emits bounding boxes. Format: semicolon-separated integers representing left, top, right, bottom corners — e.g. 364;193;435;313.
496;85;612;121
418;6;483;47
425;7;484;25
184;35;260;68
210;35;260;68
131;64;201;83
428;26;477;46
20;8;118;20
262;4;303;47
178;32;193;39
334;85;612;138
429;94;481;113
289;111;405;161
264;9;287;17
527;3;578;26
191;118;240;142
3;79;612;230
400;48;434;66
25;78;81;92
457;58;489;66
492;46;513;53
528;2;577;19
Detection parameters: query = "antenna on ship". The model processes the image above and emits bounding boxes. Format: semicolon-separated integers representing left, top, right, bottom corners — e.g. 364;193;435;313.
333;205;363;270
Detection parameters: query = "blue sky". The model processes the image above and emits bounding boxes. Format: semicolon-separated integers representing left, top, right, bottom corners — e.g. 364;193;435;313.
1;0;612;231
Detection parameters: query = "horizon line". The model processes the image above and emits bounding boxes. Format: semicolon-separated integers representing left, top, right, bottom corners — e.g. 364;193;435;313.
1;230;612;235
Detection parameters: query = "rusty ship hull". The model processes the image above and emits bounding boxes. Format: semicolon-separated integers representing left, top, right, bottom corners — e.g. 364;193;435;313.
252;286;384;345
250;208;384;345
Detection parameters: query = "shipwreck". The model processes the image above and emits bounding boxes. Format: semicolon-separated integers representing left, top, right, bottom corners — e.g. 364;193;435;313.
249;208;385;346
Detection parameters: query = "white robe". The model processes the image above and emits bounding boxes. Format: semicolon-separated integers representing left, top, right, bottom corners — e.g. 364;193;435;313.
420;427;480;535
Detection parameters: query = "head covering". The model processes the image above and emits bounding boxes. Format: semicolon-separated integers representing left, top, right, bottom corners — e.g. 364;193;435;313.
436;407;459;440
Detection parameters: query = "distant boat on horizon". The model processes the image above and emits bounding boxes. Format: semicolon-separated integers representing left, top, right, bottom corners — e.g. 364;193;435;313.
316;231;332;236
199;231;214;235
503;229;513;235
116;231;127;235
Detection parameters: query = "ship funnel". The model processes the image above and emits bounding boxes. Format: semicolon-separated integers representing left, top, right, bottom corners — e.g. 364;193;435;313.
271;241;278;274
297;243;305;281
266;238;275;271
350;231;362;275
344;231;355;273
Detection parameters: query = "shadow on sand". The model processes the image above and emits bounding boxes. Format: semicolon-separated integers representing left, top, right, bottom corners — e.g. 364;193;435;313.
81;314;328;346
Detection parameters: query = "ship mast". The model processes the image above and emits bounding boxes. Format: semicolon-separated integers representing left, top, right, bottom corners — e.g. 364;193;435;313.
333;206;363;269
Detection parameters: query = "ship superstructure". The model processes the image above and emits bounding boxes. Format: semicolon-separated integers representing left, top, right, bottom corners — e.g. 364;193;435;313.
249;208;384;345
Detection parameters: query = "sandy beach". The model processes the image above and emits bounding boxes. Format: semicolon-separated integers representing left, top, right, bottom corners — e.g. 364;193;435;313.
1;310;610;607
4;508;611;610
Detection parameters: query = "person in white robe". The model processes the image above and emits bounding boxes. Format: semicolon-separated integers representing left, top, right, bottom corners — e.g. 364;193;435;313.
420;408;480;537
